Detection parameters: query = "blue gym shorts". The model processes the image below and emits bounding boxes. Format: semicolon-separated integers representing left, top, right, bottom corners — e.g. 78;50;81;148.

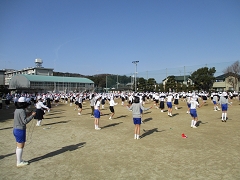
221;104;228;111
167;102;172;108
94;109;100;118
13;129;26;143
133;118;141;125
190;109;198;118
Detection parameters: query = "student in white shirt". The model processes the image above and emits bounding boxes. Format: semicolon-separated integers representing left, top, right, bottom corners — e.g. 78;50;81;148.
173;93;179;110
166;93;173;117
34;96;50;126
94;96;102;130
109;96;118;120
190;95;201;128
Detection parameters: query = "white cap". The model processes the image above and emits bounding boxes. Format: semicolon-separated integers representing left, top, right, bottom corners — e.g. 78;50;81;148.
18;97;26;102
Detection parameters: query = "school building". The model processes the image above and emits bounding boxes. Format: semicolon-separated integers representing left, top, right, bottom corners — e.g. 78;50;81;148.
9;74;94;93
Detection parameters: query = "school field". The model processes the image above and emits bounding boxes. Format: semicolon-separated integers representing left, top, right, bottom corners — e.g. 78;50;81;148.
0;98;240;180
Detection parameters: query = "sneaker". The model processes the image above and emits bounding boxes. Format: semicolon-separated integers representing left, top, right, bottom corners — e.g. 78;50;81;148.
95;127;101;130
78;113;81;115
192;126;197;128
169;114;172;117
109;117;112;120
161;110;163;112
17;161;29;167
36;124;41;126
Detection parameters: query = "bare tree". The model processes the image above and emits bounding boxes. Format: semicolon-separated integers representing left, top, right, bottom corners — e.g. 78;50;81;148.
223;61;240;91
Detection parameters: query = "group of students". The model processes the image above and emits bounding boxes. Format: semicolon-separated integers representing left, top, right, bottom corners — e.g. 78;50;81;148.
67;90;234;131
11;90;234;167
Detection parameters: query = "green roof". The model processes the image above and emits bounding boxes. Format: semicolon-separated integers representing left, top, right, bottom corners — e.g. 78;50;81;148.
21;74;94;83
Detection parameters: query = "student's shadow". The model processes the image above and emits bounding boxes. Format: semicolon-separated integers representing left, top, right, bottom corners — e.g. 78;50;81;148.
196;121;208;127
172;113;179;117
101;122;123;129
47;112;64;115
142;118;152;123
0;127;13;131
140;128;165;139
43;120;71;126
114;115;128;119
102;113;111;116
0;152;15;160
44;116;65;119
29;142;86;163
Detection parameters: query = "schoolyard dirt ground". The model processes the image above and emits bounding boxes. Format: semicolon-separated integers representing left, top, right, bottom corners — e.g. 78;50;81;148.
0;97;239;180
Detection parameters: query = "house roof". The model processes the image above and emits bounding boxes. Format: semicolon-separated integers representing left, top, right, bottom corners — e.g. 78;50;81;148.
16;74;94;83
163;75;190;82
215;73;240;80
175;75;190;81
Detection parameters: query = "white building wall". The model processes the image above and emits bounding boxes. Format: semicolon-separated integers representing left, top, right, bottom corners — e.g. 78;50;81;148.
5;67;53;85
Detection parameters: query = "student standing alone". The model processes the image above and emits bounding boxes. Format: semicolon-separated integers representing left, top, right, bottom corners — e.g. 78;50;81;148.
127;96;152;139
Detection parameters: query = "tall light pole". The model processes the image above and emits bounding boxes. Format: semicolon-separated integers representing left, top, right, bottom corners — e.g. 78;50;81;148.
132;61;139;92
116;74;118;90
106;75;108;92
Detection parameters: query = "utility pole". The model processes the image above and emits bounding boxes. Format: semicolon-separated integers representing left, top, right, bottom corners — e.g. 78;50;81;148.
106;75;107;92
184;66;186;83
132;61;139;92
117;74;118;89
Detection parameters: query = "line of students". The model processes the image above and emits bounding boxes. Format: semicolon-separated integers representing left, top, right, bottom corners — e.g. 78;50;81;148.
12;90;233;167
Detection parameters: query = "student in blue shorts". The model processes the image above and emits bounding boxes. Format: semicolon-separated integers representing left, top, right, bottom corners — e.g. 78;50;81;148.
127;96;152;139
189;95;202;128
13;97;36;167
94;95;102;130
219;92;231;122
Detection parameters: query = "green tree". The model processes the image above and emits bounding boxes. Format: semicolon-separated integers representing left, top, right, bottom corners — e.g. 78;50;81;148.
176;82;182;92
0;85;10;95
190;67;216;91
165;76;176;92
138;77;147;92
146;78;156;92
159;83;165;92
182;84;188;92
